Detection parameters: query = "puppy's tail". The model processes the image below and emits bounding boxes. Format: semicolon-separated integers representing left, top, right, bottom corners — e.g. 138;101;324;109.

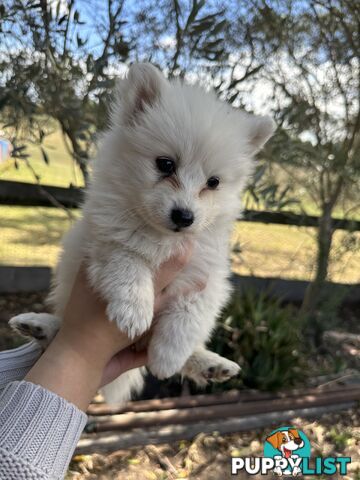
100;367;146;405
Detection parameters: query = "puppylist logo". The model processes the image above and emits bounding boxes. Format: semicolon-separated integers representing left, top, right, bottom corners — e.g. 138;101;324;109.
231;426;352;476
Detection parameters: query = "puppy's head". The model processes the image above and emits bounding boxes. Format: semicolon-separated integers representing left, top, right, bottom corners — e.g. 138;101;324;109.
266;428;304;458
107;63;275;235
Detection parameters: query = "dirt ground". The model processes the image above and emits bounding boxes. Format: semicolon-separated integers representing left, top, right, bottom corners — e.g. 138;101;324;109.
1;292;359;479
67;408;359;480
0;290;49;349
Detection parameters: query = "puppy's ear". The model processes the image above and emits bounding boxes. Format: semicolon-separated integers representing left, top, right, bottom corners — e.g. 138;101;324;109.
240;112;276;155
249;115;276;152
266;432;281;450
115;63;167;124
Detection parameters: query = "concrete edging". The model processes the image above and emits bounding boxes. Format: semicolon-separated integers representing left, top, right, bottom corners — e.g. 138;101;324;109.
0;266;358;303
0;266;52;293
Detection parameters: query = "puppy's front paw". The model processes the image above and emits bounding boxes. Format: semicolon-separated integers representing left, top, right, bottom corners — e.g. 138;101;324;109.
9;313;60;348
107;299;152;339
182;349;240;387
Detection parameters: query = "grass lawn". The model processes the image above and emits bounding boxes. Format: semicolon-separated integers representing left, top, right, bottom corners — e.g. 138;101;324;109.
232;222;360;283
0;128;84;187
1;123;359;219
0;206;77;267
0;205;359;283
0;125;358;281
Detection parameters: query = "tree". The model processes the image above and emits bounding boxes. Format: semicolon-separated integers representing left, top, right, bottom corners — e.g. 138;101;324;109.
0;0;134;184
0;0;235;185
242;0;360;316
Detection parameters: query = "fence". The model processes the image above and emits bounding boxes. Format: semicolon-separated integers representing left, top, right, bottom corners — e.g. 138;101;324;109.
0;180;359;297
0;179;359;230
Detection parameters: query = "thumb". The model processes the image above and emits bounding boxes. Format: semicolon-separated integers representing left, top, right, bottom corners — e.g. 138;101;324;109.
100;347;148;387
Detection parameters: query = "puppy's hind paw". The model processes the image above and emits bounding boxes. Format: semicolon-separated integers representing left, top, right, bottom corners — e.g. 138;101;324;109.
182;349;240;387
9;313;60;348
148;341;187;380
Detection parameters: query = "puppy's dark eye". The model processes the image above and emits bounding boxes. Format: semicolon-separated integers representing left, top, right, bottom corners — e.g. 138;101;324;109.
156;156;176;176
207;176;220;189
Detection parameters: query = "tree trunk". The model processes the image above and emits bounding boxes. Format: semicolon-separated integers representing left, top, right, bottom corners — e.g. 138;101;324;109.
302;203;334;315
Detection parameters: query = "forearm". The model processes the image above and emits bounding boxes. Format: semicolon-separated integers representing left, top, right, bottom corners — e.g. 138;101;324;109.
0;380;86;480
0;335;98;479
25;330;108;412
0;329;110;479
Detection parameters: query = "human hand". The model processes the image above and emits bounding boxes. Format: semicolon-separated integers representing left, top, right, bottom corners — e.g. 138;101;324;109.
25;243;201;410
57;243;195;381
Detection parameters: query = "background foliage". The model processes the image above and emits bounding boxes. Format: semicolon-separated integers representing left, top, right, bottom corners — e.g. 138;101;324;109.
210;291;303;391
0;0;359;389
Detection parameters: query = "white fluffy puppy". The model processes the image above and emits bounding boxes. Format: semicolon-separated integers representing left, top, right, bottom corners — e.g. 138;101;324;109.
10;63;275;403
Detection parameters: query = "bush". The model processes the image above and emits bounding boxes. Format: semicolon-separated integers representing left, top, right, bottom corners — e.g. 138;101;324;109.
209;291;303;391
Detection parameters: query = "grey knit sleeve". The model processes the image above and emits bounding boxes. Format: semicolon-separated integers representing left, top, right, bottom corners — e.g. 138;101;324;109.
0;381;87;480
0;344;87;479
0;341;42;392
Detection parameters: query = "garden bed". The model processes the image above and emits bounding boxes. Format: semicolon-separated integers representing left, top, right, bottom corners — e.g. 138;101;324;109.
67;408;359;479
1;291;359;479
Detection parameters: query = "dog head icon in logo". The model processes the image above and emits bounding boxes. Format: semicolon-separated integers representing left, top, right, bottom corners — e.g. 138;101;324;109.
267;428;304;458
264;426;311;476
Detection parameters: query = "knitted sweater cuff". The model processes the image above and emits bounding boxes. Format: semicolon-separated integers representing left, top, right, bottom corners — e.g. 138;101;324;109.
0;341;42;391
0;381;87;479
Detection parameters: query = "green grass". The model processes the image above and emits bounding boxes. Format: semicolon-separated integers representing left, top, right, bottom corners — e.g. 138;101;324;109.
0;206;77;266
0;125;358;281
232;222;360;283
1;123;358;220
0;205;359;283
0;128;84;187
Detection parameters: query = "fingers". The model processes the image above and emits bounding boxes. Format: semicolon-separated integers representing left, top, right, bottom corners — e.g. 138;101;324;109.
154;276;208;315
100;348;148;387
154;240;194;295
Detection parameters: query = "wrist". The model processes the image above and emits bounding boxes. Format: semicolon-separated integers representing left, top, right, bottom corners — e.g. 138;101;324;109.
25;332;104;411
54;328;111;372
59;313;133;368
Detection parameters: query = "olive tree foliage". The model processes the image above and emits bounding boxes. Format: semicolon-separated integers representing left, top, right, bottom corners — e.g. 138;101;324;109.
236;0;359;316
0;0;282;186
0;0;264;185
0;0;132;184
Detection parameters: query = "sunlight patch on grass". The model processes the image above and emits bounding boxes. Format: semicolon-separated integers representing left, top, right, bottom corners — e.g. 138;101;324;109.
232;222;360;283
0;207;359;284
0;206;78;267
0;128;84;187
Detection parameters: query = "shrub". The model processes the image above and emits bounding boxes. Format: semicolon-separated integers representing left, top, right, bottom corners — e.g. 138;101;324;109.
209;291;303;391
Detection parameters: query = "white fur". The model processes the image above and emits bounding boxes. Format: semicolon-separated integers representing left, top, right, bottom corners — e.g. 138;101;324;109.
12;63;275;403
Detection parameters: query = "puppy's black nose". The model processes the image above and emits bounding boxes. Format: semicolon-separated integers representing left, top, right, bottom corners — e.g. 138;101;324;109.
294;438;302;445
171;208;194;228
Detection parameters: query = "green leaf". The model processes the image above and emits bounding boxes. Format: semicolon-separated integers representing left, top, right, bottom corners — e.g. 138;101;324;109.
77;34;85;47
55;0;61;19
210;19;227;35
186;0;206;29
58;14;67;25
41;147;49;165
